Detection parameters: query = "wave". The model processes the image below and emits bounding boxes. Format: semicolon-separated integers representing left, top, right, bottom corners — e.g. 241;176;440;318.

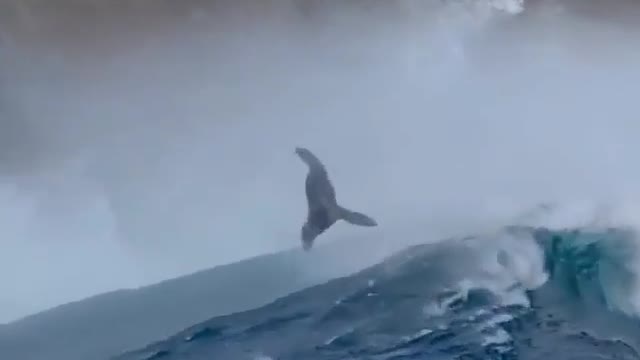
114;225;640;360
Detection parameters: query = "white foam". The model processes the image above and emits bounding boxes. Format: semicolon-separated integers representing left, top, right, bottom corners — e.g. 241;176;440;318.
254;355;273;360
403;328;433;343
481;328;513;347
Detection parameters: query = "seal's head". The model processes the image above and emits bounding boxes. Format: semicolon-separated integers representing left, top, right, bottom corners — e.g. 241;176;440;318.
301;222;321;251
295;147;318;168
294;147;308;155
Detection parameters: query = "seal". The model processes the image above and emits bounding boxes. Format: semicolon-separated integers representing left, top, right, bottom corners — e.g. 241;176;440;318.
295;147;377;251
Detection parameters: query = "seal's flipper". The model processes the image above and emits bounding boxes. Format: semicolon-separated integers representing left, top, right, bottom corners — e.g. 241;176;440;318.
337;206;378;227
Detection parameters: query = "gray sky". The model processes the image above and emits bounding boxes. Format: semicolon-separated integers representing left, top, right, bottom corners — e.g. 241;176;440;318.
2;0;640;323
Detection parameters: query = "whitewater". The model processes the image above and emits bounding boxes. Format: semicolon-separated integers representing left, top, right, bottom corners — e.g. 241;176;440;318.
116;223;640;360
2;0;640;359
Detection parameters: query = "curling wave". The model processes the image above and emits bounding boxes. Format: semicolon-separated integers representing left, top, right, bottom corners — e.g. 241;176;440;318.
115;226;640;360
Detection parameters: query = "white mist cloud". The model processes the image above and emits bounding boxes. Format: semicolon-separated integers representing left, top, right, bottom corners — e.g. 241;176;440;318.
2;0;640;322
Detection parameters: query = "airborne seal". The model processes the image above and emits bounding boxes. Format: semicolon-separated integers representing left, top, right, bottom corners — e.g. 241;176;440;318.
295;147;377;251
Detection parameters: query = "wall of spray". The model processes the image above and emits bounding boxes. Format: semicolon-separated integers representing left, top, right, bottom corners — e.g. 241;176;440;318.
2;0;640;322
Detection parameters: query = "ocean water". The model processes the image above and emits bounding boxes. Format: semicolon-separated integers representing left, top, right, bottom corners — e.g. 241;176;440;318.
4;1;640;359
116;226;640;360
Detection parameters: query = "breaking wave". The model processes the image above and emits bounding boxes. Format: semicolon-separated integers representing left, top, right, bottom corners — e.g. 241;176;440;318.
116;225;640;360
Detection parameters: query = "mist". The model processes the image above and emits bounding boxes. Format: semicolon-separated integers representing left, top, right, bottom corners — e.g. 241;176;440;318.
2;0;640;323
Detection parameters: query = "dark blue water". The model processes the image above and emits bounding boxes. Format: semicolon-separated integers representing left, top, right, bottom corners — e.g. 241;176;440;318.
115;227;640;360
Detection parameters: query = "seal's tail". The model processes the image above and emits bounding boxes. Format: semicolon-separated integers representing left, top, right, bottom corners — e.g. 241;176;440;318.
336;206;378;227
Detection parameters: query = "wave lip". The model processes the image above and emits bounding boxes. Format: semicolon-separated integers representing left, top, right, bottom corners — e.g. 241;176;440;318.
530;226;640;317
114;226;640;360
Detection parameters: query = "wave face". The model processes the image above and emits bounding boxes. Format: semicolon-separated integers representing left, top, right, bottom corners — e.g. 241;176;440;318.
115;226;640;360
